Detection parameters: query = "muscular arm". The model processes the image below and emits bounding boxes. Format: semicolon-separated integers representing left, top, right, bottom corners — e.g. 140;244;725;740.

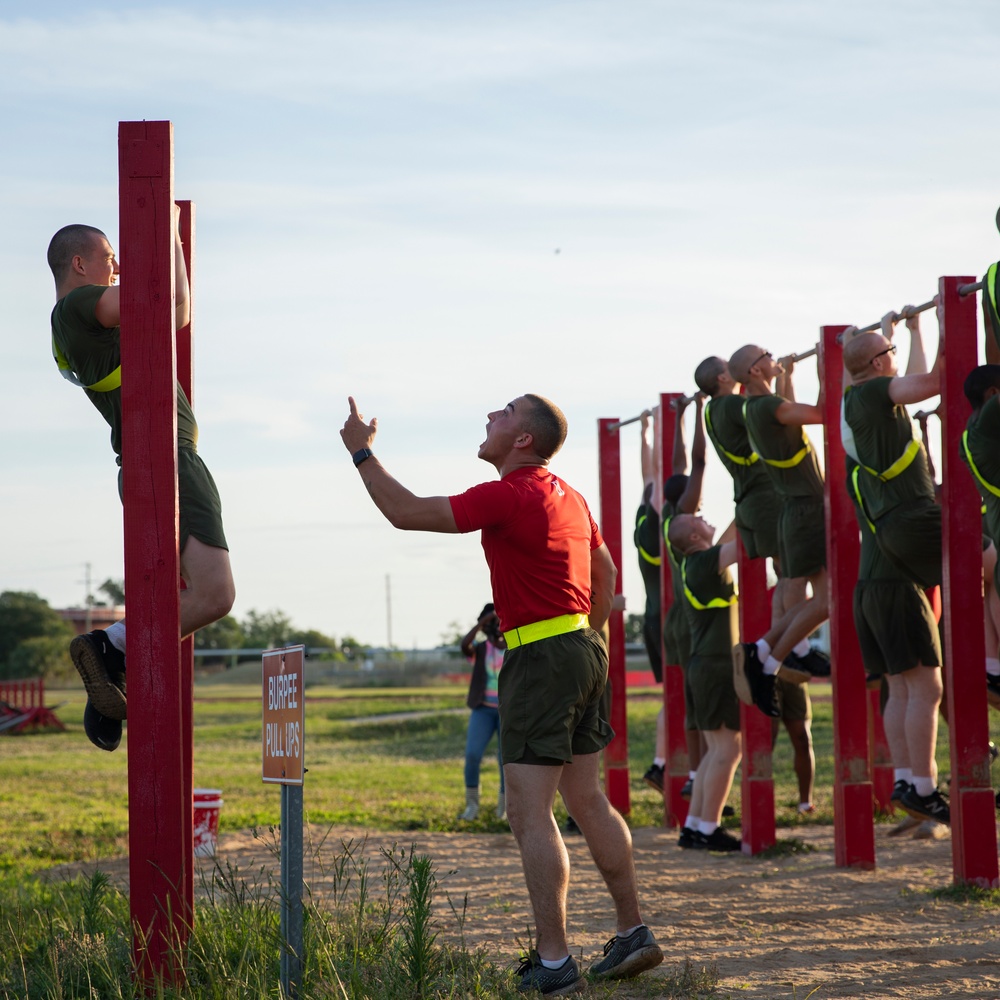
589;542;617;634
774;400;823;426
676;395;706;514
341;397;459;532
671;398;689;476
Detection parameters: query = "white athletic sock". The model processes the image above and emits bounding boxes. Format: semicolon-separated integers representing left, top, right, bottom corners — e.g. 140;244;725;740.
540;956;570;970
697;820;718;836
987;658;1000;676
654;757;666;768
793;639;811;657
912;776;936;797
763;655;781;676
684;815;700;831
688;770;697;780
755;639;771;661
797;802;814;813
894;768;913;784
104;620;126;653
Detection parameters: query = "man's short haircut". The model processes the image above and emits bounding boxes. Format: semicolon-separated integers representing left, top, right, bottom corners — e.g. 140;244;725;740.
695;356;727;395
728;344;763;385
664;473;688;506
47;224;107;282
523;394;567;460
842;333;885;378
666;514;696;554
964;365;1000;409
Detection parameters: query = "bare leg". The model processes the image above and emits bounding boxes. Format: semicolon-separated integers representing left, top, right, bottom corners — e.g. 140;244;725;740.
883;674;911;770
697;728;742;825
686;727;704;772
655;706;666;759
503;762;568;960
558;752;643;935
768;569;829;663
904;665;943;782
783;718;815;806
179;536;236;638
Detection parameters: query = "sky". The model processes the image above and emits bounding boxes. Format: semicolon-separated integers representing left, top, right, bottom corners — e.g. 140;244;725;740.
3;0;999;649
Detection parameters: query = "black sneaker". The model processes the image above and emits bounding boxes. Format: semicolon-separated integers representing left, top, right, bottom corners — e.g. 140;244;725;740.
643;764;664;794
899;786;951;825
696;826;742;852
781;648;831;683
516;952;584;995
83;699;122;752
677;827;697;849
562;815;582;836
722;804;736;818
865;671;883;691
590;925;663;981
988;675;1000;707
890;779;911;805
680;776;693;800
70;630;127;720
733;643;779;718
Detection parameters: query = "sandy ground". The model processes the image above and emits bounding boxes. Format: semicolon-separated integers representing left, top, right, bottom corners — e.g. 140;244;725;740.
44;821;1000;999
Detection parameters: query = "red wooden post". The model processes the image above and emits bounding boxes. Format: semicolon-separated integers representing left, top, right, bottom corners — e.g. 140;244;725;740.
820;325;875;869
867;688;894;813
598;418;630;813
939;275;1000;887
119;120;189;979
737;539;776;854
658;393;687;827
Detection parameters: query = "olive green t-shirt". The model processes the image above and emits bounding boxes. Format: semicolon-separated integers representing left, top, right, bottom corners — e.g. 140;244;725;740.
704;394;773;504
660;498;685;609
743;393;824;500
634;503;661;619
51;285;198;464
846;460;910;583
963;396;1000;548
681;545;738;658
842;377;935;520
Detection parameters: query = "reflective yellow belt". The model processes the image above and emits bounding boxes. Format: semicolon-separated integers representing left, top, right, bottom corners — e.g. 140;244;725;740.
850;465;876;534
53;339;122;392
705;399;759;467
988;262;999;324
962;430;1000;499
843;387;922;482
681;558;738;611
743;399;811;468
504;613;589;649
636;513;661;566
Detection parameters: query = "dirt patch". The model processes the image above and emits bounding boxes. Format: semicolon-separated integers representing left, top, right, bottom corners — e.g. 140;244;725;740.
43;822;1000;998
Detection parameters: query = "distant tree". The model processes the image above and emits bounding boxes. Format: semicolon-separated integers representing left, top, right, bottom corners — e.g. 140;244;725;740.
624;613;645;644
288;628;339;658
7;636;74;682
97;578;125;606
194;615;243;651
241;608;295;650
0;591;74;679
439;620;467;649
339;635;363;661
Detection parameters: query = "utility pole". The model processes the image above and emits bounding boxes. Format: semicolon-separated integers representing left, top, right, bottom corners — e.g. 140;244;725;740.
385;573;393;649
83;562;93;631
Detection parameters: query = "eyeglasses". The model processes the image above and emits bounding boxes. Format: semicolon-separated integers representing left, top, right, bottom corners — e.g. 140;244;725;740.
751;350;772;368
869;344;897;365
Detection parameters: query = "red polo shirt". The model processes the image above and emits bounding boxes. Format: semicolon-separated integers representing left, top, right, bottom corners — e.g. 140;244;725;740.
449;466;602;632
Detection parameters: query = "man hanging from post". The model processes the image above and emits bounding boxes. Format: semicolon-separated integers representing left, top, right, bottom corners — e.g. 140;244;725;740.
728;344;830;719
48;211;236;752
340;394;663;994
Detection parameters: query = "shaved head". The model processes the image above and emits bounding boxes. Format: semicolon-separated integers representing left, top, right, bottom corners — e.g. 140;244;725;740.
695;356;727;395
728;345;765;384
843;333;888;378
522;393;567;460
47;224;107;282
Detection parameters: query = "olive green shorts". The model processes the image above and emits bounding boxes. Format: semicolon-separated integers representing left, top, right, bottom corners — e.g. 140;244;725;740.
874;504;941;590
775;677;811;722
735;489;780;562
118;446;228;551
498;628;613;765
682;661;698;732
853;579;942;675
663;601;691;667
778;496;826;579
686;654;741;731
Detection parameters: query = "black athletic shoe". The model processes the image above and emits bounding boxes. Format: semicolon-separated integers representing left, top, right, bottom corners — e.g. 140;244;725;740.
515;952;584;995
899;786;951;825
696;826;742;852
782;648;832;682
590;925;664;981
83;699;122;752
70;630;127;720
643;763;664;794
890;779;911;805
722;804;736;818
562;815;582;836
677;827;697;849
680;776;693;800
988;675;1000;707
733;643;780;718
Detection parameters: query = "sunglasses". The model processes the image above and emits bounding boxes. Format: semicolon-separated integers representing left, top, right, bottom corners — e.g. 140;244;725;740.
869;344;897;365
751;350;772;368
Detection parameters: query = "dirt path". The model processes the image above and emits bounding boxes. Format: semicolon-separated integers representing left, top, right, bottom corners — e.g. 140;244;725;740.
44;822;1000;998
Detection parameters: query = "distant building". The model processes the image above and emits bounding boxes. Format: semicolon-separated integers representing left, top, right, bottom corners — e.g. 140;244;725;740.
56;606;124;636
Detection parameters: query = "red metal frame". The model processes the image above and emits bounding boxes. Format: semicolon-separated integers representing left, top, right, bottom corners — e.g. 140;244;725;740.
598;418;630;814
939;275;1000;887
657;393;687;827
737;540;776;854
867;688;893;813
820;324;874;869
119;120;191;980
0;678;65;734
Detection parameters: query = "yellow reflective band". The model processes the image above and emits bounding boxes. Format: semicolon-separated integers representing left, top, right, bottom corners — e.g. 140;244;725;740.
636;514;661;566
503;613;589;650
742;398;810;468
85;366;122;392
842;387;922;482
681;558;737;611
705;399;759;466
851;465;876;534
962;430;1000;499
988;263;999;319
52;337;121;392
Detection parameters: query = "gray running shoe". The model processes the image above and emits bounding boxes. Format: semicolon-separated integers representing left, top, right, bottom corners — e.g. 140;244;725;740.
515;952;584;995
590;924;663;981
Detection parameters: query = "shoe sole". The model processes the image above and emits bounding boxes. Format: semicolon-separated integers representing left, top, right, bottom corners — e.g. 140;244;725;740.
643;778;665;795
886;815;922;837
776;662;810;684
592;945;664;981
71;636;128;720
899;798;951;825
731;644;753;706
520;975;585;996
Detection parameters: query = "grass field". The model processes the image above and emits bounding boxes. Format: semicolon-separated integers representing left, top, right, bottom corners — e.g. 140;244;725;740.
1;668;991;876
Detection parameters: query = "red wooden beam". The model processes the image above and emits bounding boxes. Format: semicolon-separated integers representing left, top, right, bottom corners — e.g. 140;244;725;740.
598;418;629;814
868;687;894;813
119;120;189;980
939;275;1000;887
820;324;875;869
657;393;687;827
737;539;775;854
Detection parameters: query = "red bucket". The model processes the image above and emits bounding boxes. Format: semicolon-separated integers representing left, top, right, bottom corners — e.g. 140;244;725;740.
193;788;223;858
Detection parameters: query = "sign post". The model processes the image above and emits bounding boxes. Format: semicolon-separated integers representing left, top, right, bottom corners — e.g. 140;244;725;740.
262;645;306;998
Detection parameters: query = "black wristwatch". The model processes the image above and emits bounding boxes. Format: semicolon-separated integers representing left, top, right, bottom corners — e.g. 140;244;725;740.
352;447;374;467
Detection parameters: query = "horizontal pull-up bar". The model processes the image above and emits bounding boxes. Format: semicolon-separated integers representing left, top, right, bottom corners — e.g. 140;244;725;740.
851;281;983;336
789;346;817;362
606;392;704;432
607;414;647;432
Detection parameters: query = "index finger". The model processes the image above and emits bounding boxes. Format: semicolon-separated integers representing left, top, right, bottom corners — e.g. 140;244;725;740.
348;396;360;418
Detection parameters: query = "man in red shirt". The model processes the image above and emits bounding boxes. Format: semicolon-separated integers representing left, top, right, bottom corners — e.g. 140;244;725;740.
341;393;662;994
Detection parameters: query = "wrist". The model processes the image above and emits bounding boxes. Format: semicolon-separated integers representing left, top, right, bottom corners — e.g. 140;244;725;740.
352;447;374;468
